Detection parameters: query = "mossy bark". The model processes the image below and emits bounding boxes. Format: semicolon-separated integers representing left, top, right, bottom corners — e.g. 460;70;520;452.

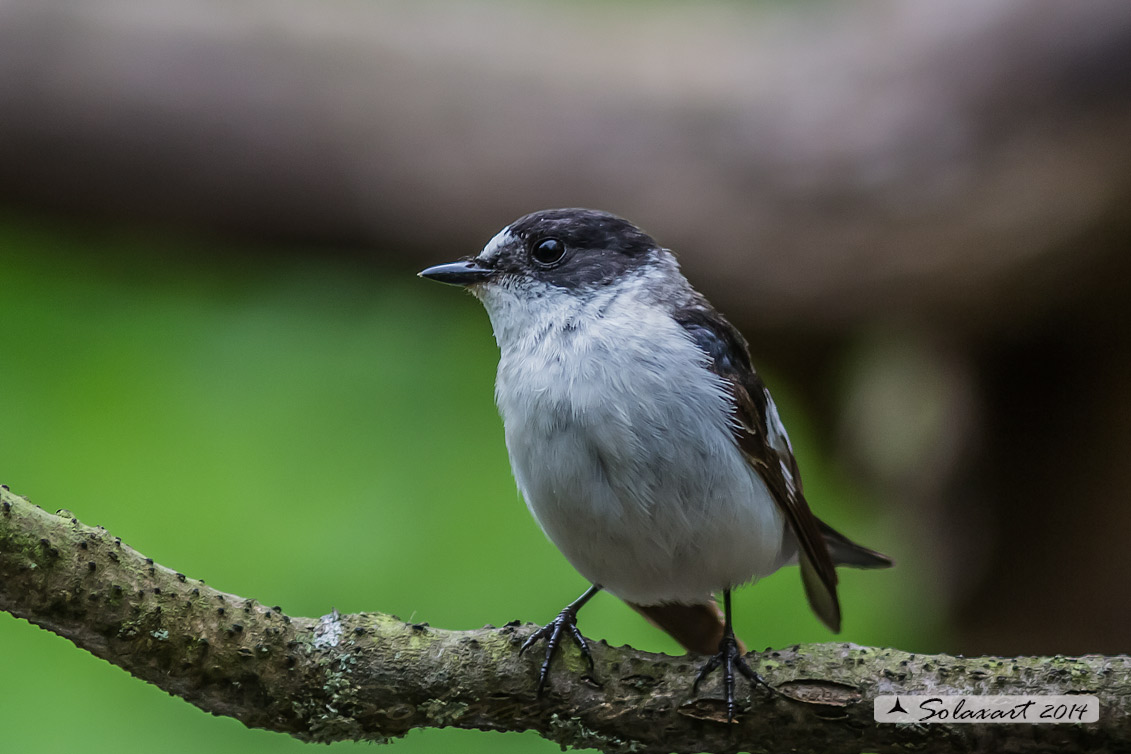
2;487;1127;753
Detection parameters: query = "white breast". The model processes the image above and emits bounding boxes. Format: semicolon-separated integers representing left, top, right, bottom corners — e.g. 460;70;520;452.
478;276;785;605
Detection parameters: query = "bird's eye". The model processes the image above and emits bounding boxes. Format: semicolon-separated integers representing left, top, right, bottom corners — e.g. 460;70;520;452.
531;238;566;266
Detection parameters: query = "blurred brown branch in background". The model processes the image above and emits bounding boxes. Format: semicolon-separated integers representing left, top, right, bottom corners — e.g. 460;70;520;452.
3;488;1129;754
0;0;1128;330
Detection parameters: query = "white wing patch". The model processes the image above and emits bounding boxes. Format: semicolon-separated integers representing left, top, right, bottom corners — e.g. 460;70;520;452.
762;387;795;456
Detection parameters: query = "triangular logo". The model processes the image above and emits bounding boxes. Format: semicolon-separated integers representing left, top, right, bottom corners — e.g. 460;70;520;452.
887;697;907;714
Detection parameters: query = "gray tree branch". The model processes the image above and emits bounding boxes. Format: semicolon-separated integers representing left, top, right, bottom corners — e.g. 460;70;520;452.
1;486;1126;753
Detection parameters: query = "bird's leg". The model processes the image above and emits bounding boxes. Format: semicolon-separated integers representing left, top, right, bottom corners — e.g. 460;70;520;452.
692;589;778;722
519;584;601;694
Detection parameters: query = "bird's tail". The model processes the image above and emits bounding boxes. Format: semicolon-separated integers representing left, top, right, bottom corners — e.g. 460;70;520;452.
625;599;739;655
817;518;894;570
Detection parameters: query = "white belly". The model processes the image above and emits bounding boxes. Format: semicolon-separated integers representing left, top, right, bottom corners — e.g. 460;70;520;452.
492;296;786;606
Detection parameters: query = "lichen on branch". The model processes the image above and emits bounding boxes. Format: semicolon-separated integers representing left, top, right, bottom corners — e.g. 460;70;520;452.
1;487;1127;754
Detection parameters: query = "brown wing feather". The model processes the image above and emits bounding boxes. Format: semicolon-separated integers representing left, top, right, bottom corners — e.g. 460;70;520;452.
675;305;842;632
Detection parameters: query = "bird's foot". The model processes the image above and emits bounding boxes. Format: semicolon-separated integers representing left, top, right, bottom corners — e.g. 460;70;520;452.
693;633;777;722
519;604;595;694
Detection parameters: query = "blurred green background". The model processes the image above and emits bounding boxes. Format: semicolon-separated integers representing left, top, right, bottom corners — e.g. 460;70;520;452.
4;1;1128;746
0;214;930;752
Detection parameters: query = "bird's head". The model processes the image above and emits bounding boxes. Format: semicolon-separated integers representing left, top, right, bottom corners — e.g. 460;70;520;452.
419;208;667;300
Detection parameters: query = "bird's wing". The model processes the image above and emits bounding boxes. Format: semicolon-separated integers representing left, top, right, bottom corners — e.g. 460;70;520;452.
675;305;842;632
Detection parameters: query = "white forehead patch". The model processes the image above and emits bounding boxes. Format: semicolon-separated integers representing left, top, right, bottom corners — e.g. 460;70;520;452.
478;225;513;263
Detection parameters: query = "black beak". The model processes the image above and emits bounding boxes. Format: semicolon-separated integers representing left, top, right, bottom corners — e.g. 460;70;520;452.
418;259;496;286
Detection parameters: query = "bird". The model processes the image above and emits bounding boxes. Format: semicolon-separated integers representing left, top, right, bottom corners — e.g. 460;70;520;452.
419;208;892;719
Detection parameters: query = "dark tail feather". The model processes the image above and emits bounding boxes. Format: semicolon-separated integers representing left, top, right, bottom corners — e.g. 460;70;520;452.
626;599;739;655
818;518;894;569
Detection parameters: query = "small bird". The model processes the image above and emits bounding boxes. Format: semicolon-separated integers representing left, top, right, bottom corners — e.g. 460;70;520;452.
420;208;891;718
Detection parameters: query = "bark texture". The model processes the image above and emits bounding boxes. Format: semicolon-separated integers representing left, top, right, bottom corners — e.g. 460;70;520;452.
1;486;1126;754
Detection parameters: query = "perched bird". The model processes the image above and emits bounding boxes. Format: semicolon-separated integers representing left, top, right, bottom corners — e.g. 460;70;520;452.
420;208;891;718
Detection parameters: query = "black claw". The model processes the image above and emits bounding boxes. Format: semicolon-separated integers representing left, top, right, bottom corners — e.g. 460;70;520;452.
519;586;601;694
567;622;594;671
734;652;776;695
693;591;779;723
521;606;594;694
692;653;722;693
695;633;774;722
